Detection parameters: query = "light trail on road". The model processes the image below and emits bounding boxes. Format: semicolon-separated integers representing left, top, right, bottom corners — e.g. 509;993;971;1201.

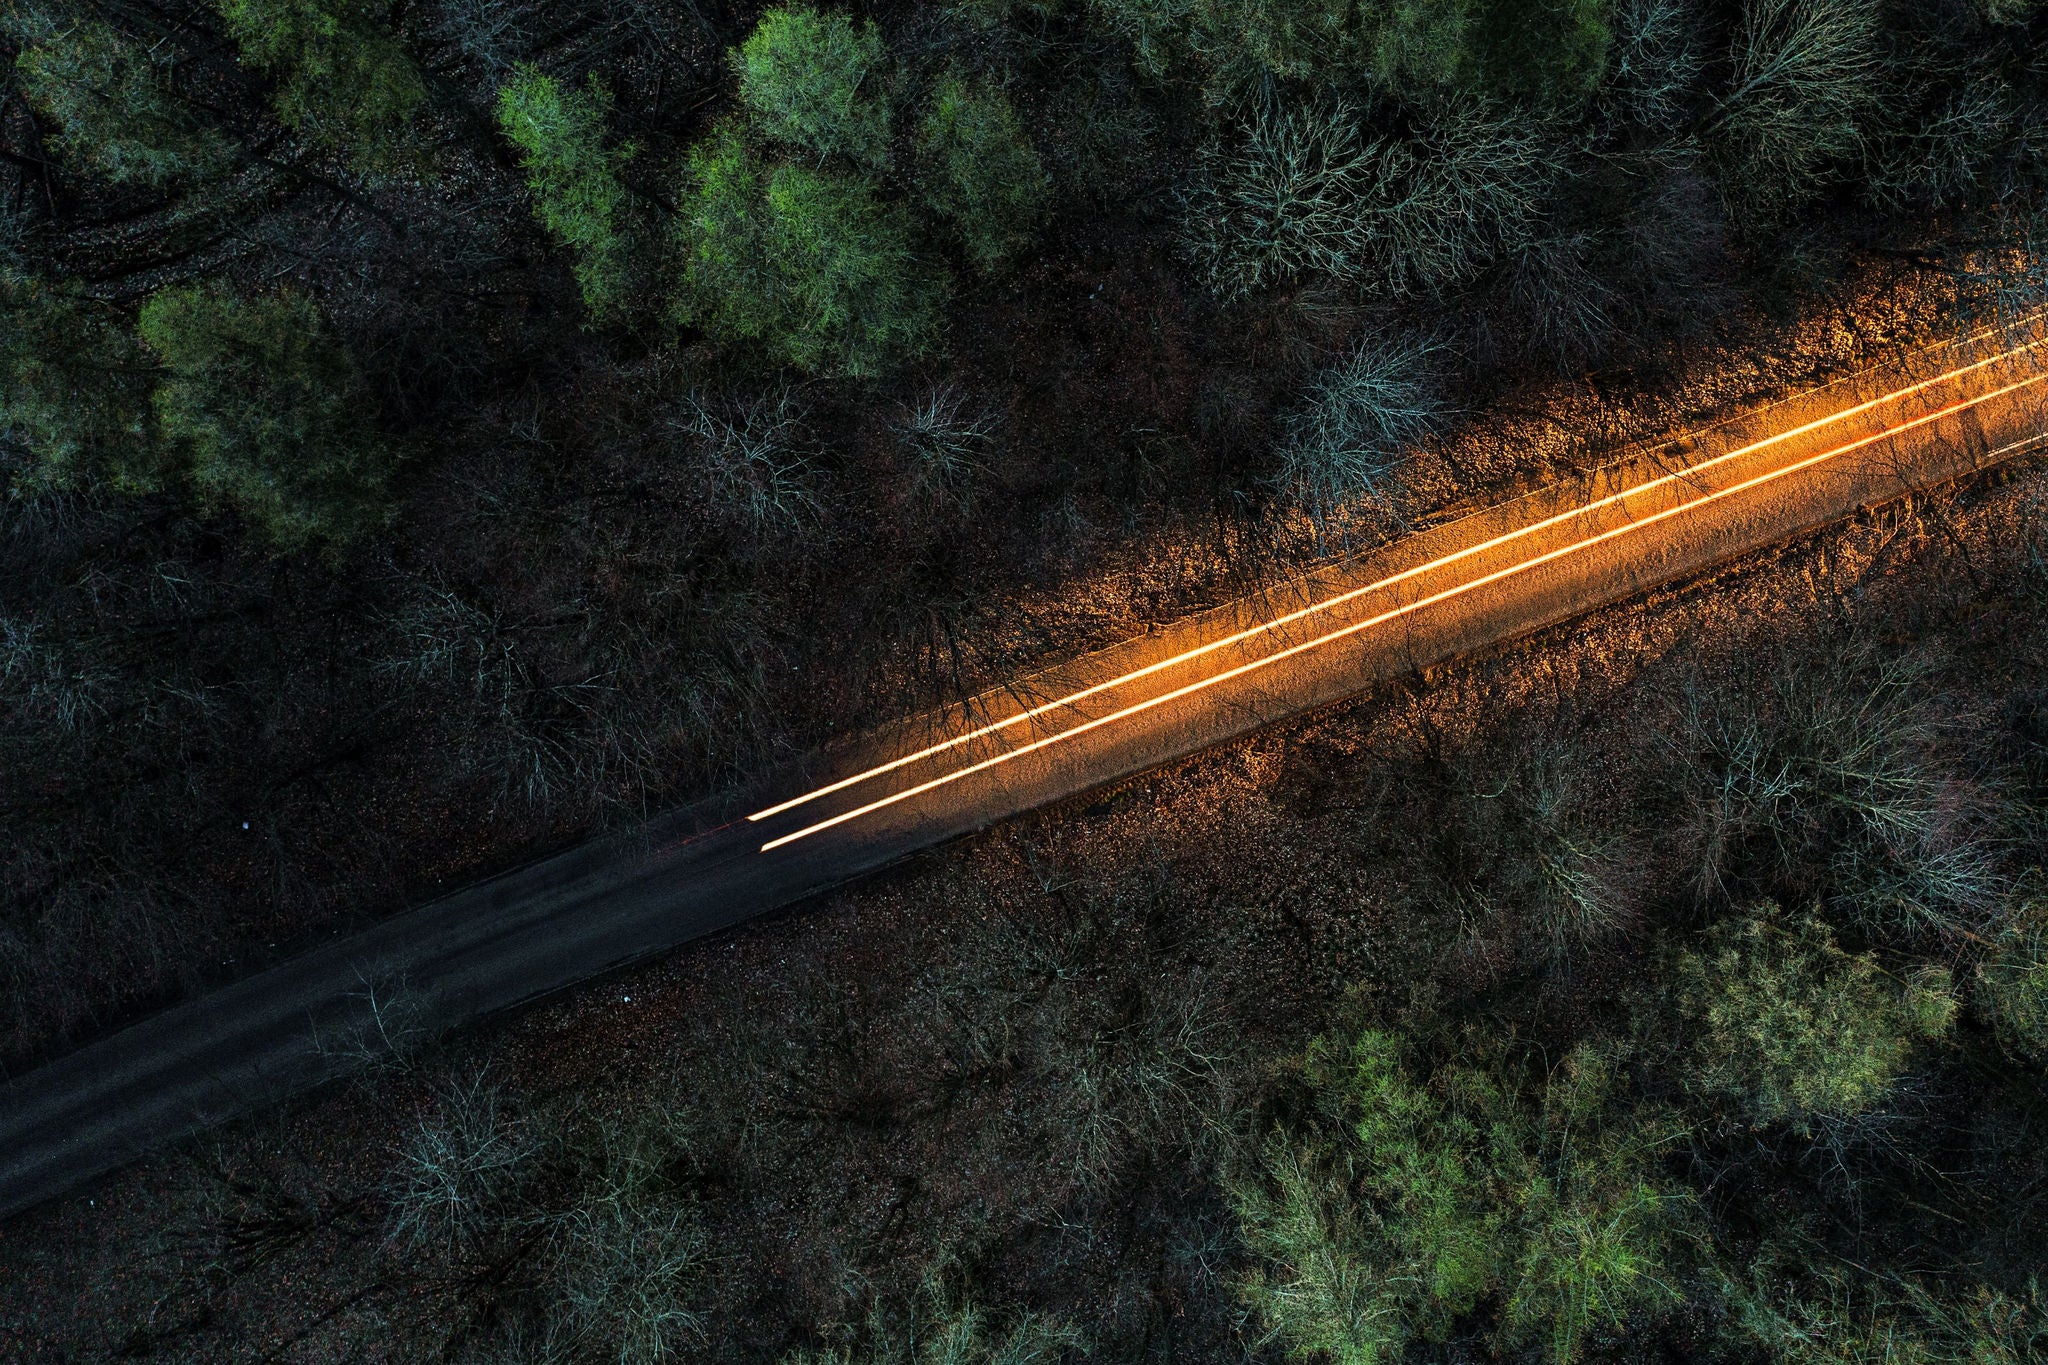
758;360;2048;853
749;331;2047;829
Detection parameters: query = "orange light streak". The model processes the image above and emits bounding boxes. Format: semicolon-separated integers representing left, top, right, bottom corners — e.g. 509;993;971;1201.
749;333;2046;826
760;366;2048;853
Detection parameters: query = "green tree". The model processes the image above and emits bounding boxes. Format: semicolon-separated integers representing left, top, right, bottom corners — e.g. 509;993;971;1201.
495;67;638;322
12;20;236;187
732;7;891;169
138;285;394;548
0;268;164;492
671;126;947;377
915;77;1049;275
216;0;424;166
1233;1031;1683;1364
1669;904;1953;1131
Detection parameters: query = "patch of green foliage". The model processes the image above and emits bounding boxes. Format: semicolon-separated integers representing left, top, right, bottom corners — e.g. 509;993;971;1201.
216;0;424;167
733;6;892;169
1089;0;1608;102
1232;1030;1683;1364
1979;903;2048;1066
495;67;639;322
138;284;394;548
0;268;164;492
1470;0;1611;104
1667;903;1953;1131
12;19;235;187
916;77;1049;274
671;125;947;378
781;1273;1086;1363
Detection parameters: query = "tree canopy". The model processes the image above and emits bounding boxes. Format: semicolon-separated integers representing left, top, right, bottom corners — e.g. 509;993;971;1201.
138;285;395;548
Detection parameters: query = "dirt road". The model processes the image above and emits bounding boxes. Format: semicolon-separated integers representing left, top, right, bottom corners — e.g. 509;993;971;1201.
4;321;2044;1220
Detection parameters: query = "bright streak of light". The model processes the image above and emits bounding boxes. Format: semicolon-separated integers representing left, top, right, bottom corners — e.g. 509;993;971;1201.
759;366;2048;853
748;334;2046;826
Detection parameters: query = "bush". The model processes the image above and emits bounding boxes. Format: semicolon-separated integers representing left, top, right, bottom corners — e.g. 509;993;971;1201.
1668;903;1951;1131
1;268;164;493
891;383;998;504
1183;93;1553;301
671;126;948;377
1710;0;1882;223
783;1274;1085;1364
12;20;235;187
1978;904;2048;1065
1670;657;2004;937
733;6;891;169
496;67;638;322
216;0;424;166
916;77;1050;275
1275;329;1444;514
1233;1031;1683;1364
139;284;395;548
1469;0;1612;105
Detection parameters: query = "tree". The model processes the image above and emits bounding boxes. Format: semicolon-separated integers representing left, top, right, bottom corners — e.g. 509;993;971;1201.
915;77;1049;275
1669;903;1953;1131
671;126;947;378
1710;0;1882;222
138;284;395;548
12;20;236;187
1183;93;1553;300
0;268;165;493
216;0;424;167
732;6;891;169
496;67;638;322
1233;1030;1683;1364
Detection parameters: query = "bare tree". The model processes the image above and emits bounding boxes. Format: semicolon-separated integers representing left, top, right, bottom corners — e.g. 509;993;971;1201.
1711;0;1883;221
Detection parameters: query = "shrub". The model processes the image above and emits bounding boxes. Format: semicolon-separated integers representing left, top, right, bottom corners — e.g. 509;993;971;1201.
385;1071;538;1255
669;385;818;533
733;6;891;169
496;67;638;321
12;20;235;187
216;0;424;166
1183;93;1553;301
1669;657;2004;937
1233;1031;1683;1364
1090;0;1473;94
783;1273;1086;1364
139;284;395;548
916;77;1049;274
1710;0;1882;223
1604;0;1706;130
1469;0;1612;105
671;126;948;377
1668;903;1951;1131
1978;905;2048;1065
1;268;165;493
891;383;998;503
1275;329;1443;514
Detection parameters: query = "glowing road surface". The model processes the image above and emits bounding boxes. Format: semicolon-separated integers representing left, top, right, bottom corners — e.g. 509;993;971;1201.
746;321;2048;855
3;318;2045;1220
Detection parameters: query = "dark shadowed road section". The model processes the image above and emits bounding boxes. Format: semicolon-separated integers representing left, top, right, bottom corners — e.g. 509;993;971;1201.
5;321;2046;1220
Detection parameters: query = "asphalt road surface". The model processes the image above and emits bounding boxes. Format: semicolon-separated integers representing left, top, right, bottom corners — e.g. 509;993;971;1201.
5;321;2046;1220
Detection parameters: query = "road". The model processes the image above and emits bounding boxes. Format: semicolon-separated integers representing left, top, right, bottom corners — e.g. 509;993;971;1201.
3;320;2045;1220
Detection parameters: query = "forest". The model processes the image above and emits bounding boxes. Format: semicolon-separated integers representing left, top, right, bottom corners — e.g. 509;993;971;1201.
4;0;2048;1357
